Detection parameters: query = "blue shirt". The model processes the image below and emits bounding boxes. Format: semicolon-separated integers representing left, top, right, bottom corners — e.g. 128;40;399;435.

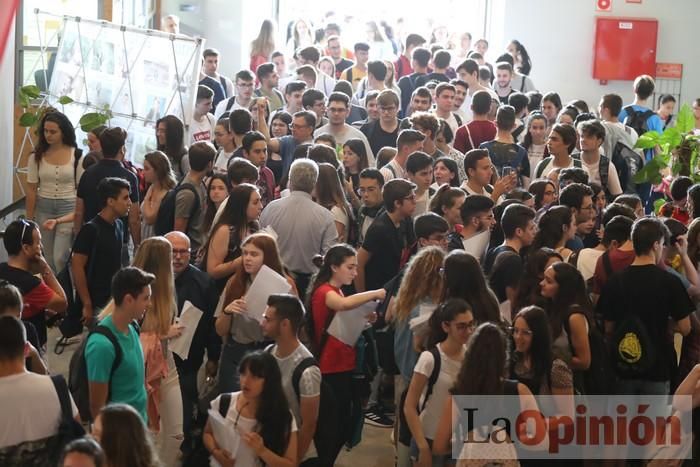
618;105;663;161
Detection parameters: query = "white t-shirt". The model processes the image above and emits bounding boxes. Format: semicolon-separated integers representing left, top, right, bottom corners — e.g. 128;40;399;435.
581;157;623;196
213;148;235;174
535;157;575;179
214;97;246;120
315;123;375;166
189;113;215;145
210;392;298;467
268;343;321;461
527;143;546;180
413;343;464;440
380;159;407;182
331;205;350;243
0;372;79;449
413;190;430;217
576;248;604;282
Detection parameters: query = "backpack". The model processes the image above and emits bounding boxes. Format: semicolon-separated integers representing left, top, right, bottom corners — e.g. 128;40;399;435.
572;152;612;197
68;322;140;422
154;182;200;236
123;160;147;200
398;347;441;446
623;105;656;138
611;311;657;379
611;140;644;194
563;310;613;395
534;155;582;179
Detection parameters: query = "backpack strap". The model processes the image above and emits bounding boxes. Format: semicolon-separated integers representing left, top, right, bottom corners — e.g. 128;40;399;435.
50;374;74;424
73;148;83;185
316;309;336;359
292;357;319;400
465;124;476;150
572;157;582;169
225;97;235;112
599;154;610;190
177;182;201;221
219;393;232;417
454;113;462;127
535;156;553;179
568;250;580;267
601;250;613;278
346;67;353;84
519;76;526;92
421;347;442;411
91;325;124;378
219;76;228;97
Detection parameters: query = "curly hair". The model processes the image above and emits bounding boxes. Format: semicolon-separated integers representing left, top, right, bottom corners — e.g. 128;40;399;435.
394;246;445;322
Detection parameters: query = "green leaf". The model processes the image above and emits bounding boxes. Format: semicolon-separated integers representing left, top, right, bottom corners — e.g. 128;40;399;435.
58;96;74;105
19;112;38;127
19;94;30;108
676;104;695;134
658;127;682;149
672;161;683;176
20;85;41;99
79;112;106;132
653;198;666;215
636;131;661;149
633;159;663;184
655;153;671;165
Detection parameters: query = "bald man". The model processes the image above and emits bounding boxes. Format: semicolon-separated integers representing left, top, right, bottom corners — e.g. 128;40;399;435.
164;231;220;449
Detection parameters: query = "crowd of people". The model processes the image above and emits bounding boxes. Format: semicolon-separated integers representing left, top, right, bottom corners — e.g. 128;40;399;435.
2;13;700;467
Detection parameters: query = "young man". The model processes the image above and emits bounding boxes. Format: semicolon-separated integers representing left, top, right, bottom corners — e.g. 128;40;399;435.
0;282;46;374
486;204;536;321
174;141;215;252
0;220;67;347
598;93;639;161
86;267;154;422
340;42;370;91
480;105;530;187
394;33;426;80
410;112;445;160
461;148;515;202
414;49;451;88
592;204;638;297
379;129;425;182
253;62;284;112
73;177;131;326
617;75;664;152
0;315;79;461
259;109;316;180
447;194;496;263
356;168;386;245
261;294;322;466
282;80;307;115
316;92;375;165
212;117;236;173
356;179;417;292
327;35;354;78
297;46;336;96
451;79;469;123
453;90;497;154
559;182;595;252
455;58;494;121
598;217;692;397
241;130;276;206
189;85;216;144
354;60;388;105
397;47;431;117
402;86;432;122
302;88;328;129
198;48;234;109
361;89;403;156
494;62;515;104
405;151;434;216
576;120;623;198
432;82;461;136
214;70;256;119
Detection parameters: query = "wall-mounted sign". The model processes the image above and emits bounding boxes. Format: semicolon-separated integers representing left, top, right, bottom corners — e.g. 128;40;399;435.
656;63;683;79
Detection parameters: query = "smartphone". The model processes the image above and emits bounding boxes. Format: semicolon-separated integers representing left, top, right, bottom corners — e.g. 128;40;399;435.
502;166;515;177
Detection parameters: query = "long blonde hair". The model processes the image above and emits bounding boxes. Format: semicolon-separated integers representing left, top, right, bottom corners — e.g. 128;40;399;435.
132;237;175;335
394;246;445;322
251;19;276;58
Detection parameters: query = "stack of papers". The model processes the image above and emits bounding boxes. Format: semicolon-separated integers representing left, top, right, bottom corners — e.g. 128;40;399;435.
207;407;240;466
170;301;204;360
328;301;377;346
244;265;292;322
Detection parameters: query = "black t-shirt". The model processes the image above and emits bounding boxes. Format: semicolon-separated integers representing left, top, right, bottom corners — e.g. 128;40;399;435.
76;159;139;242
484;245;517;276
597;264;694;381
414;72;449;88
72;216;124;309
360;119;402;156
362;212;415;291
334;58;354;77
487;248;523;303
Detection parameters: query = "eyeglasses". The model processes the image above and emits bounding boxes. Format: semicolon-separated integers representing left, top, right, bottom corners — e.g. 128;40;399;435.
508;326;533;337
454;321;477;332
328;107;347;113
172;248;190;257
357;187;378;195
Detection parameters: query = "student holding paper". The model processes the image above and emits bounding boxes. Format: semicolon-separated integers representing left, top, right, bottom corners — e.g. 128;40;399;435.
307;244;386;464
204;351;298;467
216;233;298;393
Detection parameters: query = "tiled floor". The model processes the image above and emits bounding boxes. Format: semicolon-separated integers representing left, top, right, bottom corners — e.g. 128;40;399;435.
46;327;396;466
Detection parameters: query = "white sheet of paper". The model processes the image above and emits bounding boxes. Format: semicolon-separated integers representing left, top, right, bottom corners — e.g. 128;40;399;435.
244;264;292;323
462;229;491;262
207;408;240;460
169;301;204;360
328;301;376;346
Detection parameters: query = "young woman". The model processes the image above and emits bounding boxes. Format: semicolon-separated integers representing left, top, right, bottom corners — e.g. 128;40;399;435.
528;179;557;210
83;125;106;168
556;106;579;126
441;250;502;325
59;438;105;467
286;19;313;58
404;298;474;467
204;351;297;467
540;92;562;127
531;205;576;262
687;218;700;269
429;185;466;232
201;174;231;237
507;39;532;76
216;233;298;393
431;157;460;189
315;163;354;243
267;111;292;184
319;56;336;80
522;112;549;179
204;183;260;291
512;247;563;313
250;19;276;74
156;115;188;180
307;244;386;463
656;94;676;130
92;403;160;467
534;123;578;179
435;121;466;182
539;262;592;377
25;111;82;272
140;151;177;240
365;21;394;60
339;138;366;190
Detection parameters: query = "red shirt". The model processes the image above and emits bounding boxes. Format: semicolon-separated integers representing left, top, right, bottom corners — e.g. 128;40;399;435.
454;120;497;154
394;55;413;79
311;283;356;374
592;248;636;294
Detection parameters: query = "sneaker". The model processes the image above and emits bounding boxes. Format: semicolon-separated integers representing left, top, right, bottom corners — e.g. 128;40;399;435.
364;405;394;428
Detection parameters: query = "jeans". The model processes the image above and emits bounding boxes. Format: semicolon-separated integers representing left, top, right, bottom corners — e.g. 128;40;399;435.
35;197;75;272
324;371;358;464
218;339;268;393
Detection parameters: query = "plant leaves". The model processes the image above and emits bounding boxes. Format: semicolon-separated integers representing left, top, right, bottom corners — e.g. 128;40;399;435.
653;198;666;215
676;104;695;134
19;112;39;127
20;85;41;99
636;131;661;149
658;127;682;149
79;112;106;132
633;158;663;184
58;96;74;105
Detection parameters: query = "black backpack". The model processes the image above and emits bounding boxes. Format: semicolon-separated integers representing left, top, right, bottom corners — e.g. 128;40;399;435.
611;312;656;379
68;322;140;422
611;140;644;194
534;155;582;179
563;311;613;395
398;347;441;446
623;105;656;137
154;182;200;236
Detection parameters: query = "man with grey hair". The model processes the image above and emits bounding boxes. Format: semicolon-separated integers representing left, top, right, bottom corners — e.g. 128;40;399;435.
259;159;336;294
161;14;180;34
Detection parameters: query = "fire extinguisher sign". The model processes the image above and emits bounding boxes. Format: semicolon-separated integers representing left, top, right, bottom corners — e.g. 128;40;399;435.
597;0;612;11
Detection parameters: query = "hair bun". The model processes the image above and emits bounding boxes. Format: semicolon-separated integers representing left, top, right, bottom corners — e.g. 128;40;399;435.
311;254;324;268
